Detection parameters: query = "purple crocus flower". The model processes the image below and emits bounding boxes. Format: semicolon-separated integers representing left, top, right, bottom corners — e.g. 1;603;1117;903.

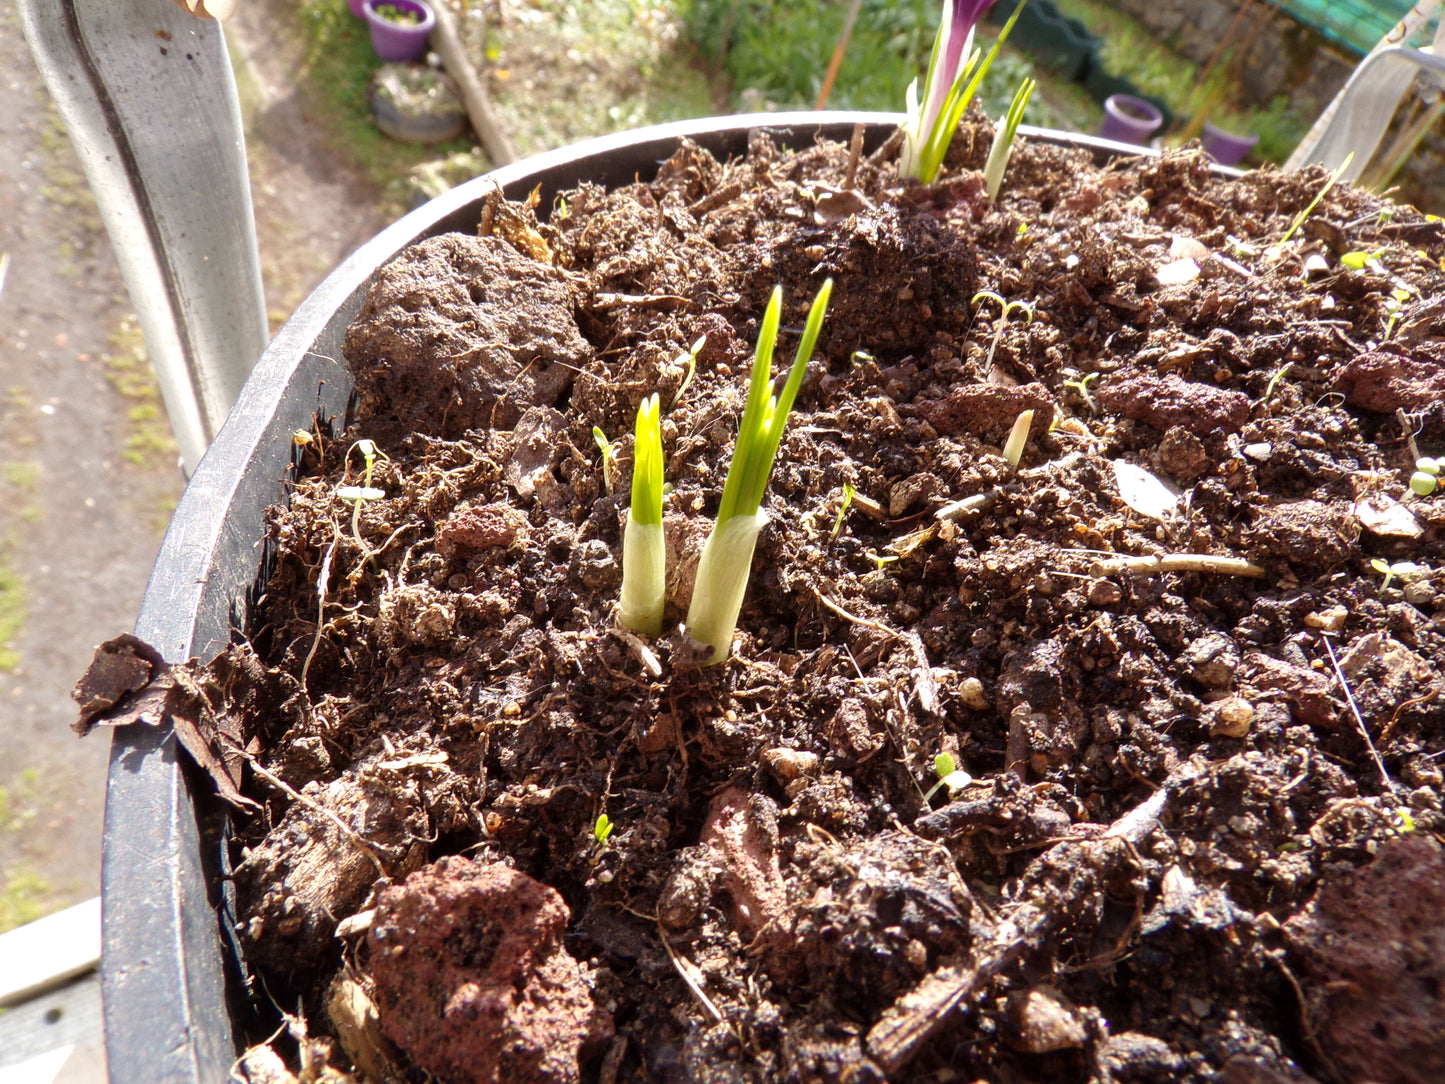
921;0;999;137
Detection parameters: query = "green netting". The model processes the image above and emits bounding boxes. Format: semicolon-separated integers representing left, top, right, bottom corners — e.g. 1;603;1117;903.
1273;0;1418;56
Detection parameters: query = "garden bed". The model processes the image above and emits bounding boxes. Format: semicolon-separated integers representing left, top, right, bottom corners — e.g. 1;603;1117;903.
88;117;1445;1083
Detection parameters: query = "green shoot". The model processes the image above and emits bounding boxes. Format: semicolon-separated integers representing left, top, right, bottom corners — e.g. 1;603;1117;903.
830;482;856;542
593;426;619;496
866;550;900;570
984;76;1035;202
685;280;834;664
594;813;614;846
619;394;666;638
973;290;1034;375
923;751;972;802
1002;409;1033;470
671;335;707;408
1279;152;1354;244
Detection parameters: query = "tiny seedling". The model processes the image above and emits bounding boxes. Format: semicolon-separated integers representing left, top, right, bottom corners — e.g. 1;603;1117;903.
1371;558;1424;591
593;426;619;496
618;394;666;638
866;550;901;570
830;482;857;542
1002;408;1033;470
923;752;972;802
1382;288;1410;340
1279;152;1354;244
594;813;614;846
900;0;1027;183
1260;362;1292;406
686;280;834;664
984;76;1035;202
972;290;1034;375
671;335;707;408
1063;371;1099;413
1339;249;1385;272
337;439;387;557
1411;455;1440;497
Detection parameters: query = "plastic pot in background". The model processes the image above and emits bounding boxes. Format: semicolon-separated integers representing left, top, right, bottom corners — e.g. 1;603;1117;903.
99;113;1240;1083
1100;93;1163;146
1202;121;1259;166
990;0;1101;82
348;0;365;16
363;0;435;63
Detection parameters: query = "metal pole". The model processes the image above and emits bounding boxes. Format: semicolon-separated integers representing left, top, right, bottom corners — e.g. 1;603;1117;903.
18;0;269;473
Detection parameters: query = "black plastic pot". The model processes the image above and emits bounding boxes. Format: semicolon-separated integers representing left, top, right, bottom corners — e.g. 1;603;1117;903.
991;0;1102;83
102;111;1214;1082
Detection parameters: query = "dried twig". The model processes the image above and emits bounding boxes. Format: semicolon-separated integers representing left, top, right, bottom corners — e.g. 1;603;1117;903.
1321;635;1392;791
236;749;390;879
1090;553;1265;578
865;770;1190;1073
658;929;725;1024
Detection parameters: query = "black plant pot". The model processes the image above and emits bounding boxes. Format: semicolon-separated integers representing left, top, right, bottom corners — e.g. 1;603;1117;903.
102;111;1205;1082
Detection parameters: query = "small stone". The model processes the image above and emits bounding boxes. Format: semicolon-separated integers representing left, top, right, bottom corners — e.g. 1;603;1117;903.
1006;985;1088;1054
960;677;989;710
1089;579;1123;606
762;747;819;782
1404;580;1437;607
1209;697;1255;738
1304;604;1348;632
1181;634;1239;688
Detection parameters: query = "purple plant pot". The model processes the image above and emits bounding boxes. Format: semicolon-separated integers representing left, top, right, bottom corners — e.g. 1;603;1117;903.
349;0;366;17
1099;94;1163;147
1202;121;1259;166
363;0;435;63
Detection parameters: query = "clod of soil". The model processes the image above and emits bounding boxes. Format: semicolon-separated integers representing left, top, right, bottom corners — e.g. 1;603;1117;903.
368;857;612;1084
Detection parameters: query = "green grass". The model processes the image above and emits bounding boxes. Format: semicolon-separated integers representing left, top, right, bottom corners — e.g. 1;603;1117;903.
487;0;718;156
0;864;51;934
0;556;25;672
682;0;1080;132
102;315;179;467
297;0;473;208
1053;0;1309;164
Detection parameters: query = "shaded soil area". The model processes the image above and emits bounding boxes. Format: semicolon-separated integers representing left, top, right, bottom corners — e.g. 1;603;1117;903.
120;120;1445;1082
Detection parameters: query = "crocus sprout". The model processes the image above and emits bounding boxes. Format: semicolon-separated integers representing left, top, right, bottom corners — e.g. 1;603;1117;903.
900;0;1025;183
984;75;1035;201
618;394;666;638
685;280;834;664
1002;408;1034;470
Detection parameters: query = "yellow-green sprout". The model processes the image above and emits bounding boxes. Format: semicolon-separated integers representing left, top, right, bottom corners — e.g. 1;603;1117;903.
686;280;833;663
618;394;666;638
